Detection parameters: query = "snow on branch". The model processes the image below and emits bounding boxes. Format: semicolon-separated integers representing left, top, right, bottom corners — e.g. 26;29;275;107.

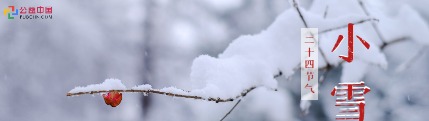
67;79;258;103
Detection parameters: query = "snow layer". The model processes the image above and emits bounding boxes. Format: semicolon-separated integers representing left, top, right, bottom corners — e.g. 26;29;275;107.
190;55;277;99
187;4;388;99
131;84;152;90
68;78;126;93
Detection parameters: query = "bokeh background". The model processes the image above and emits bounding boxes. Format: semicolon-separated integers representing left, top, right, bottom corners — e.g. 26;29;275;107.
1;0;429;121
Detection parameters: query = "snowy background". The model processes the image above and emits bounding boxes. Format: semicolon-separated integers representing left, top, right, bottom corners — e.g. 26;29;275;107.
1;0;429;121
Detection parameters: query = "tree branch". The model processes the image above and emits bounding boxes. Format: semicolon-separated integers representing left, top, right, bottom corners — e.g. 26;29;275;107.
381;36;409;49
220;99;242;121
67;87;257;103
292;0;308;28
283;0;407;84
356;0;426;72
292;0;332;69
395;47;427;72
316;36;410;83
357;0;386;43
323;5;329;19
319;18;379;34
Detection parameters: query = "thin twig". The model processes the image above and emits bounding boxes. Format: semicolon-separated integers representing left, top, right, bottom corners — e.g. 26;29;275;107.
292;0;308;28
319;18;379;34
289;0;405;84
357;0;426;70
317;36;410;83
395;47;427;72
357;0;386;43
323;5;329;19
292;0;332;69
220;99;242;121
319;64;332;83
274;71;283;78
321;36;408;67
274;0;381;83
67;87;257;103
381;36;409;49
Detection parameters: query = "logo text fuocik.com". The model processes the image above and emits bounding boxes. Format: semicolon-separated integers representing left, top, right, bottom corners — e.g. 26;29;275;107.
3;6;53;20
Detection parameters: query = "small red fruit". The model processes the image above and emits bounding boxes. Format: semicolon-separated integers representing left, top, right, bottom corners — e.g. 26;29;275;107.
102;91;122;107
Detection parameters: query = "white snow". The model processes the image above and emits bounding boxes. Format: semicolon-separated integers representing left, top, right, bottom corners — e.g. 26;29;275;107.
341;60;369;82
68;78;126;93
190;55;277;99
202;0;244;12
131;84;153;90
245;88;294;121
377;5;429;45
159;87;189;95
186;3;390;99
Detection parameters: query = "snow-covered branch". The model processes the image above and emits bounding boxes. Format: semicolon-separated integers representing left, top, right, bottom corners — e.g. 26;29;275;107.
67;79;258;103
